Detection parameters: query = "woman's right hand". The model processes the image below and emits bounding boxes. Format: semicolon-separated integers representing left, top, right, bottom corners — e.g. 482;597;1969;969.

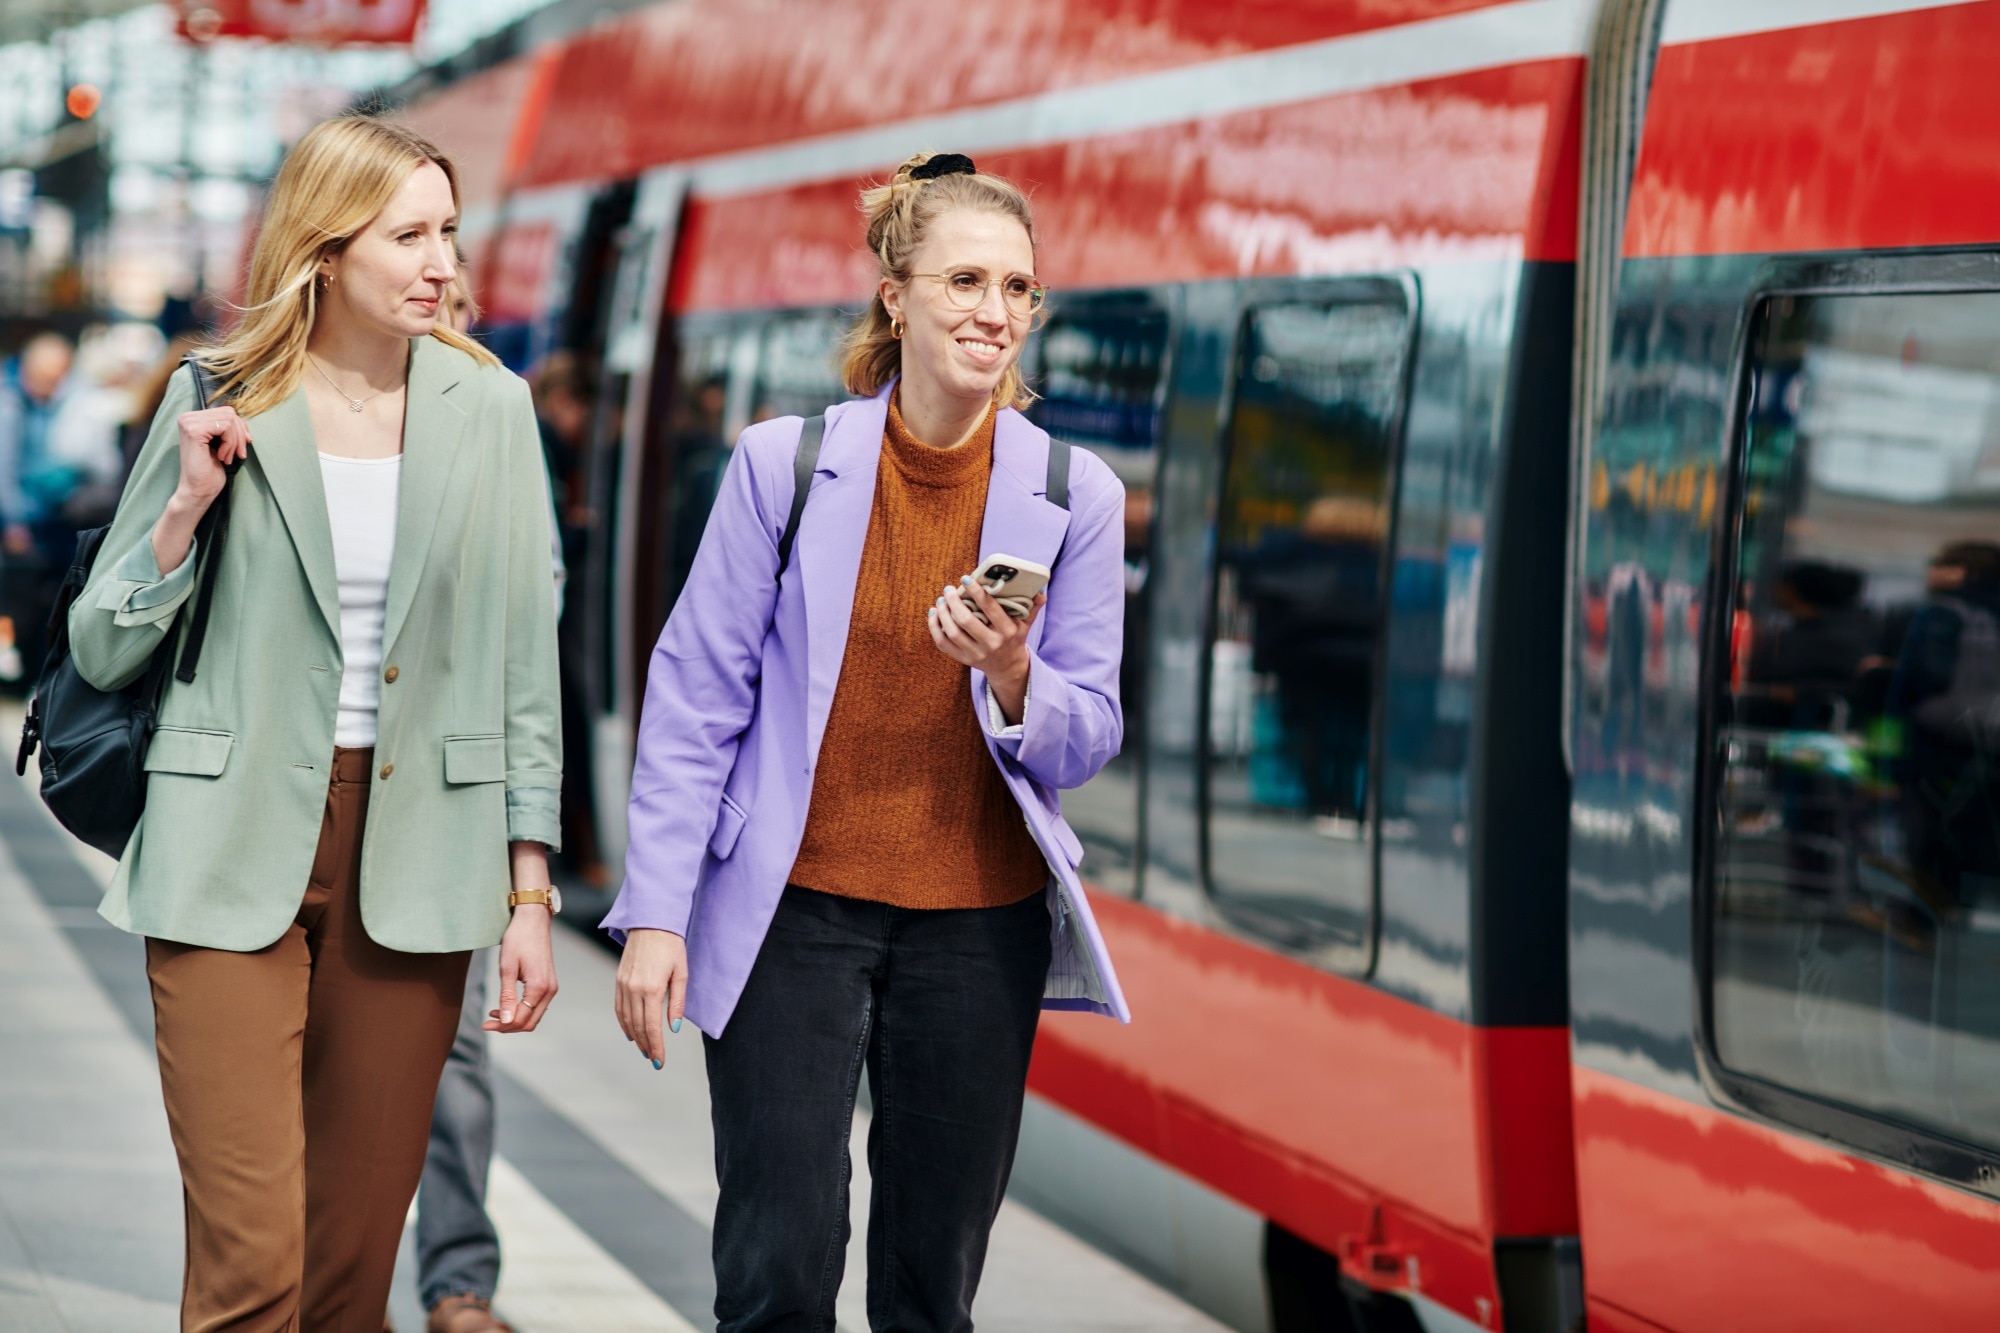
152;404;251;577
174;404;251;509
615;928;690;1068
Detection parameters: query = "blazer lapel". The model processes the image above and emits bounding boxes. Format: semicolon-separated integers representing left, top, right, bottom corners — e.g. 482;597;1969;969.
382;337;467;660
799;388;889;759
247;387;340;644
982;408;1073;606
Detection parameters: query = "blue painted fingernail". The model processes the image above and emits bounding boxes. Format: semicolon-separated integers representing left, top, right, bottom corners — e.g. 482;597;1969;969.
672;1017;682;1033
652;1058;663;1070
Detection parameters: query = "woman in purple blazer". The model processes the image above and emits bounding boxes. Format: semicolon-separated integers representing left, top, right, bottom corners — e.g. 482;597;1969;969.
605;151;1130;1330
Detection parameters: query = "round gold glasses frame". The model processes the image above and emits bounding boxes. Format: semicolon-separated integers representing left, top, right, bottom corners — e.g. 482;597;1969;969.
909;272;1047;317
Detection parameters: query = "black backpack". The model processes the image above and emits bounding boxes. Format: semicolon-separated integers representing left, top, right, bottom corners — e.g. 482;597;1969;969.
15;356;239;857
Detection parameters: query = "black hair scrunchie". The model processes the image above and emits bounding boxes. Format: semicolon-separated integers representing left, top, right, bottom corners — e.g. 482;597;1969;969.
909;153;977;181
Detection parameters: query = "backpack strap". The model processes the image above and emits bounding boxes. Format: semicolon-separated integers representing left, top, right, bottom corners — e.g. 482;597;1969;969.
774;413;824;582
1046;432;1070;512
173;355;241;685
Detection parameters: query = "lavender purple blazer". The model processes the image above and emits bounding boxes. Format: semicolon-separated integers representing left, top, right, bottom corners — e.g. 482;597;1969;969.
601;384;1132;1035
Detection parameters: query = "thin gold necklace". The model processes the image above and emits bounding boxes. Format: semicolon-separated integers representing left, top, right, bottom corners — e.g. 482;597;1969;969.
308;354;399;414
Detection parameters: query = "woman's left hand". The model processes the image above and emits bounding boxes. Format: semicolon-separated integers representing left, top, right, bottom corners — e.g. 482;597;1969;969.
486;904;558;1033
928;579;1045;725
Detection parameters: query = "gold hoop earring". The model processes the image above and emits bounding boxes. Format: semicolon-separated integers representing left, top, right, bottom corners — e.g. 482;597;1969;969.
890;318;904;340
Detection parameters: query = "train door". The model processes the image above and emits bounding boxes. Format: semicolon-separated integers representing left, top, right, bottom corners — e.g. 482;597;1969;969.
1569;2;2000;1328
514;178;632;886
590;168;686;868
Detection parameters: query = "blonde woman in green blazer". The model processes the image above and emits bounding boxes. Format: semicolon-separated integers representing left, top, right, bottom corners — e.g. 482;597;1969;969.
70;113;562;1331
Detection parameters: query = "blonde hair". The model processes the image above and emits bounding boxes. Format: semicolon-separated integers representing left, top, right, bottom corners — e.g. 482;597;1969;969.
840;151;1038;410
196;113;497;417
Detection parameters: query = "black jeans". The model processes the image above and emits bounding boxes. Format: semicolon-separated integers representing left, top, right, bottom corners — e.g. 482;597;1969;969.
705;883;1052;1333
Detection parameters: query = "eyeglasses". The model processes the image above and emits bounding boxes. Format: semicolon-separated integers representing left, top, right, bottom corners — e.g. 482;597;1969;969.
910;269;1047;318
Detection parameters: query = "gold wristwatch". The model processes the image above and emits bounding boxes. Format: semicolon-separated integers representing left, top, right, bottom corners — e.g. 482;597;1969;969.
508;886;562;914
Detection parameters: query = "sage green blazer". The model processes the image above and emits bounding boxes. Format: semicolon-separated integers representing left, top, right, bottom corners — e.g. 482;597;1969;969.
72;334;562;953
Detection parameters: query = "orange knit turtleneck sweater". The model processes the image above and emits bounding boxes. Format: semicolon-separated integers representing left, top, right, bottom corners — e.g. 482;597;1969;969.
787;396;1047;909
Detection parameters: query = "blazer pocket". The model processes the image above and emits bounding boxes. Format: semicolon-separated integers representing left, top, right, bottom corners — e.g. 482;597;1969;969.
144;727;234;778
442;735;506;785
709;792;748;860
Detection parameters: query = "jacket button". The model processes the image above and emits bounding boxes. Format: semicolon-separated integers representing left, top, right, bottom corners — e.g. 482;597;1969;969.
383;665;399;683
379;763;394;780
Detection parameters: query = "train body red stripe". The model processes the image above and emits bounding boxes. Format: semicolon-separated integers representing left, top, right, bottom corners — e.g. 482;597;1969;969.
1573;1066;2000;1329
513;0;1521;188
668;59;1582;313
1026;891;1581;1320
1627;1;2000;257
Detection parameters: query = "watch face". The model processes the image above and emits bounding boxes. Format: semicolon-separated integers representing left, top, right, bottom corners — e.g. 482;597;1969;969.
549;885;563;916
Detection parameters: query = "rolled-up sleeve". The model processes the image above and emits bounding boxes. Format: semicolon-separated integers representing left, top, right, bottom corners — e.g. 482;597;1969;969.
70;368;201;692
506;785;561;849
982;679;1028;739
94;531;199;626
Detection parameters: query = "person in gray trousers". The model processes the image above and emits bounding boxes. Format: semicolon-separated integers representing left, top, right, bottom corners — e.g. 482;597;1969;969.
415;949;510;1333
401;294;575;1333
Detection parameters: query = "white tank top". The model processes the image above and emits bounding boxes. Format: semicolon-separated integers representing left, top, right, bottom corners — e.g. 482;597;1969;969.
318;452;401;748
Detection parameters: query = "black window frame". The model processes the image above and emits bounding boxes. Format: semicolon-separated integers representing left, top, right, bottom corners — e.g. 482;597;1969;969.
1196;272;1422;979
1693;252;2000;1200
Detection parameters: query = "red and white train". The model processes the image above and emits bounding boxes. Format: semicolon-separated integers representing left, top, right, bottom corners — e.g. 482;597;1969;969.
392;1;2000;1328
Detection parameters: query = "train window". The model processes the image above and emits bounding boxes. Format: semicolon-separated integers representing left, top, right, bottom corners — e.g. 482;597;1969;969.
752;311;851;424
1028;300;1174;898
662;326;740;609
1709;292;2000;1157
1204;296;1410;956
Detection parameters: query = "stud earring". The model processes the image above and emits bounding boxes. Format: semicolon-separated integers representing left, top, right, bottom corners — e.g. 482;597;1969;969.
890;318;904;340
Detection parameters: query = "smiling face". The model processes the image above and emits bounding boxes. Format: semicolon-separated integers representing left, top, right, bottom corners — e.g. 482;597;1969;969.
881;207;1037;413
319;160;459;340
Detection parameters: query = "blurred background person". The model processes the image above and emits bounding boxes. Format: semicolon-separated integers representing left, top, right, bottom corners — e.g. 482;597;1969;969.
528;348;605;888
1888;541;2000;905
0;329;124;683
50;324;157;532
1747;560;1876;728
1232;493;1384;828
406;273;533;1333
666;372;728;607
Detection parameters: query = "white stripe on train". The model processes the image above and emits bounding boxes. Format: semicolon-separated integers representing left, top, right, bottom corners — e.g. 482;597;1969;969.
1660;0;1983;48
683;0;1596;199
667;0;1982;200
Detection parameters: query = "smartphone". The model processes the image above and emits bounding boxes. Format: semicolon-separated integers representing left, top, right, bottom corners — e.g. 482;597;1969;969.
961;552;1051;609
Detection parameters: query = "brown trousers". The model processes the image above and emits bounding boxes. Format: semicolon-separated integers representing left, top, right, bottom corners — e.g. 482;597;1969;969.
146;747;469;1333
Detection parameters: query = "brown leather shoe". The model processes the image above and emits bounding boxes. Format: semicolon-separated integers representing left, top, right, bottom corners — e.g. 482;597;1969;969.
426;1294;514;1333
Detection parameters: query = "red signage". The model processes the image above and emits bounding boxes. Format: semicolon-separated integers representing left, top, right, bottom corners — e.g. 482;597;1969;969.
175;0;425;45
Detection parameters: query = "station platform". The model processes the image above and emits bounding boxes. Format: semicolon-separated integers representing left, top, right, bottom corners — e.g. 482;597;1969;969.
0;709;1229;1332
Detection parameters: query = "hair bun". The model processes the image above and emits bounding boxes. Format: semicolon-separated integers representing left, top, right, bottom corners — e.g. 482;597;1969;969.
908;152;977;181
